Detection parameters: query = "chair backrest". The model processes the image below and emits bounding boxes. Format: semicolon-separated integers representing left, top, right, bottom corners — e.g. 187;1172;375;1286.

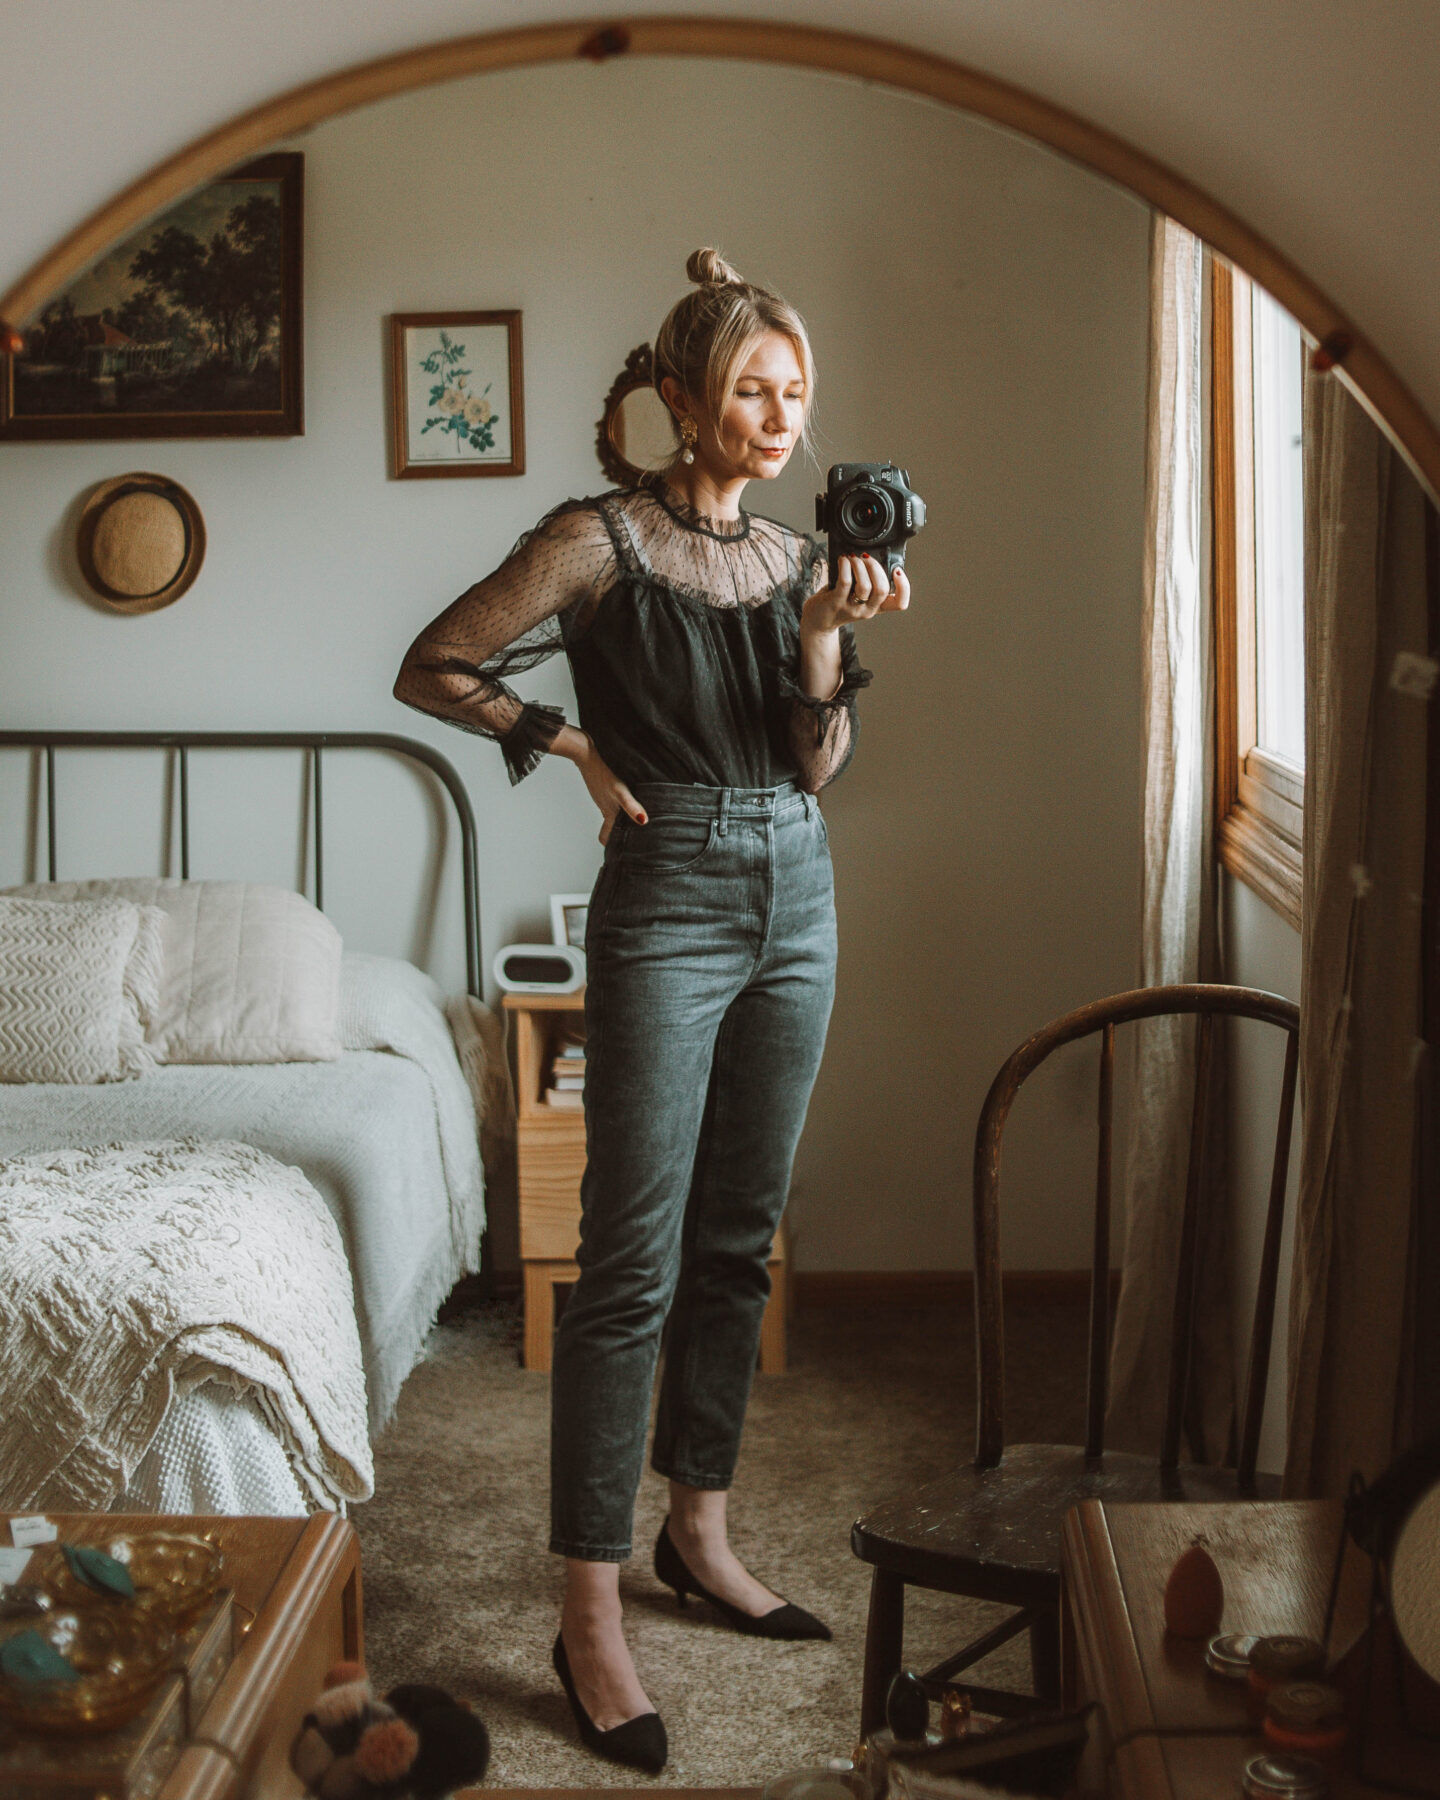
971;982;1300;1489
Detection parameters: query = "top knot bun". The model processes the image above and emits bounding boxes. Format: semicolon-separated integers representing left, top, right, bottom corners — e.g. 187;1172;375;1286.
687;247;745;288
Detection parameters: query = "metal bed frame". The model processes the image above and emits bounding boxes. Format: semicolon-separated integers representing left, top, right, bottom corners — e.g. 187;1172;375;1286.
0;730;484;996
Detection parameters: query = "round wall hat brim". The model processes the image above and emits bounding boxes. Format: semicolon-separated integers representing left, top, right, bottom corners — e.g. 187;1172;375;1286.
77;472;206;612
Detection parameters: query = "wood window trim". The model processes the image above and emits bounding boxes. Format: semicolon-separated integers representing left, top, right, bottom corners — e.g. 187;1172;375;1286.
1212;256;1304;932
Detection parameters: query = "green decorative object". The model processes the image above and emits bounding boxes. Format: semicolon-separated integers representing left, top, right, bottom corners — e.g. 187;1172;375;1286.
0;1630;78;1685
62;1543;135;1600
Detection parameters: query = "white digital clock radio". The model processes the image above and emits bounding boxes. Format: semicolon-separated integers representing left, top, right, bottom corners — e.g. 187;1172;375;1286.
492;942;586;995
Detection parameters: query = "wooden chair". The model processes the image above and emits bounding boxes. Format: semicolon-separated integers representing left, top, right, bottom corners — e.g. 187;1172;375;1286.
850;982;1300;1731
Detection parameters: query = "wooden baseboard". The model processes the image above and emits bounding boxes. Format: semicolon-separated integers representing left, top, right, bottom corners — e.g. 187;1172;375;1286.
792;1270;1111;1307
462;1269;1109;1310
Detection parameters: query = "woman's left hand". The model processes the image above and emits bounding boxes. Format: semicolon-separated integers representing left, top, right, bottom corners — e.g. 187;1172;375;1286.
802;553;911;634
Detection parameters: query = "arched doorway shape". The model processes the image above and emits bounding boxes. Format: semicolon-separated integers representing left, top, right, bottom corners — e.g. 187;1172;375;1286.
2;15;1436;498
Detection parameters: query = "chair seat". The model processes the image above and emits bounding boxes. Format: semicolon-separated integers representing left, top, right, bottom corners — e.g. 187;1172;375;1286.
850;1442;1281;1609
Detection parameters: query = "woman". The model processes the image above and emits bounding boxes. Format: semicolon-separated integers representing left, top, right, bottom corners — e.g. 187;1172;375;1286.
395;248;910;1772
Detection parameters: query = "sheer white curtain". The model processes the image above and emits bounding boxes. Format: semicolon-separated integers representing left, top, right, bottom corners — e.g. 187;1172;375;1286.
1108;215;1233;1459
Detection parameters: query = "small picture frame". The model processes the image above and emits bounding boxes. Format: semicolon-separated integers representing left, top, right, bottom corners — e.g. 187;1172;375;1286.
550;893;591;950
388;310;524;478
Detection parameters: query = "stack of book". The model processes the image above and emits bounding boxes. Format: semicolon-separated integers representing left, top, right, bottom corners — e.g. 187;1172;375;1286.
544;1033;586;1109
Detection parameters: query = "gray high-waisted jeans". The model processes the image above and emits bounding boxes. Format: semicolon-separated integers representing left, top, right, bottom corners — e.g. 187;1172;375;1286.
549;776;837;1561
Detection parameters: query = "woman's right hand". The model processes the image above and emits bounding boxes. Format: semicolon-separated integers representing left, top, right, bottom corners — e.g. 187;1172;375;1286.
554;726;647;844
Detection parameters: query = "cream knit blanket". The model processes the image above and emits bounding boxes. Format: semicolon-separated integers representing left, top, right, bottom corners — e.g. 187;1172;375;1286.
0;1139;372;1509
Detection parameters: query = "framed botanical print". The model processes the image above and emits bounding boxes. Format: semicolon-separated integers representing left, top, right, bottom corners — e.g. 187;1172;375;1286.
1;153;303;441
388;310;525;479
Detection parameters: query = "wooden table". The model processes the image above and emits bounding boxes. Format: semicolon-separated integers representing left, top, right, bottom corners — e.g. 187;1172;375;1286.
1060;1498;1405;1800
1;1511;360;1800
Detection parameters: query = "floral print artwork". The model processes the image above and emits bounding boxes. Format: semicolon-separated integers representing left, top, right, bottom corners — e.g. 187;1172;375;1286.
400;319;514;466
420;330;497;453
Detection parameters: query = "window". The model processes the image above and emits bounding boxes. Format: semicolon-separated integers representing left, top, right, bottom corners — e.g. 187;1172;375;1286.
1212;257;1307;928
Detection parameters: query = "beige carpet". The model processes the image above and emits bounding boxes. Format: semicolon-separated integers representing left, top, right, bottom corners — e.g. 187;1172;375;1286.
351;1294;1088;1787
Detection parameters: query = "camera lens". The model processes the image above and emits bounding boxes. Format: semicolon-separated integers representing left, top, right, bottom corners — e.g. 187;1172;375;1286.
837;482;895;545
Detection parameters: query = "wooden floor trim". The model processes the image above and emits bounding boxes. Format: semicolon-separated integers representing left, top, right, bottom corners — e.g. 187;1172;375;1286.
793;1269;1105;1307
464;1269;1110;1308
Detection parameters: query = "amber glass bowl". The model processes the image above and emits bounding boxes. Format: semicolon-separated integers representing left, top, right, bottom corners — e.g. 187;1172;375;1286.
0;1606;176;1736
41;1533;224;1628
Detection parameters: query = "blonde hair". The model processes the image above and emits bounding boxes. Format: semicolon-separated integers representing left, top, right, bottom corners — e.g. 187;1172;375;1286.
652;248;815;460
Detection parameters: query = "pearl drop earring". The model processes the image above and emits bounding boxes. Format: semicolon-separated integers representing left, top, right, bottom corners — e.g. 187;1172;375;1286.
680;417;698;465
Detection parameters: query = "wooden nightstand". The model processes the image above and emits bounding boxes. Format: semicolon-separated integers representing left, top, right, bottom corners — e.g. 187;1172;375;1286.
504;989;788;1374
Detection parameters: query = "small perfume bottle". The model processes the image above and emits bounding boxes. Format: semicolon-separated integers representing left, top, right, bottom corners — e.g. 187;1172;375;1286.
856;1670;938;1800
939;1687;972;1739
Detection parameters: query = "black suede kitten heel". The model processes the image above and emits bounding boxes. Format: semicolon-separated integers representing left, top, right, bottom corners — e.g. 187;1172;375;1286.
551;1634;667;1774
654;1518;832;1641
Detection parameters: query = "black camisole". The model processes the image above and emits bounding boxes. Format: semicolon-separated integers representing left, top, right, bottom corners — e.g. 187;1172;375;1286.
394;473;872;793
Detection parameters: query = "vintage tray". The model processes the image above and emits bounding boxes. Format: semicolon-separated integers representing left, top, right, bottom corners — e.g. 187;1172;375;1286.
0;1589;233;1800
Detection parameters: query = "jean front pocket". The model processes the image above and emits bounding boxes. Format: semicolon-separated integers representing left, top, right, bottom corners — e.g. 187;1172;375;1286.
614;813;720;874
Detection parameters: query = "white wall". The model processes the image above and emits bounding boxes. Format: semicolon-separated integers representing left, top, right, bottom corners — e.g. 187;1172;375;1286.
4;1;1439;436
0;57;1151;1273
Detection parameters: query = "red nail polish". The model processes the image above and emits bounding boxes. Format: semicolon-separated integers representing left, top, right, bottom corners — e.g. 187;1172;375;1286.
637;813;647;824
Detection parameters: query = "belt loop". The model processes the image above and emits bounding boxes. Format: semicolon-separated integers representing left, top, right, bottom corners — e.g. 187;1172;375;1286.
718;788;732;837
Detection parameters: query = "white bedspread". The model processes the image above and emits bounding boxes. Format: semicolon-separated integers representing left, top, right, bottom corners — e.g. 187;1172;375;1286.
0;954;484;1432
123;1381;311;1514
0;1140;372;1510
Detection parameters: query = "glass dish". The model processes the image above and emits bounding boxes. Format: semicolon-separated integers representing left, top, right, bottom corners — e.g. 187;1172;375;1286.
41;1533;223;1627
0;1605;176;1736
763;1766;870;1800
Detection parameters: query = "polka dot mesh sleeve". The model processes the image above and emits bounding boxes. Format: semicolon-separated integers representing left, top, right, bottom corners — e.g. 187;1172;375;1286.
773;539;873;790
395;479;874;791
393;499;618;785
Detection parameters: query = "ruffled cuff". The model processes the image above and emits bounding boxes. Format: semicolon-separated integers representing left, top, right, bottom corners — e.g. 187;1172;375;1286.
774;653;874;744
500;702;567;785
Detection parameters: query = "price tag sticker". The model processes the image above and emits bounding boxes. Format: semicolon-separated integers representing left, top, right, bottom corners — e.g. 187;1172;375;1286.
0;1545;32;1583
10;1516;58;1549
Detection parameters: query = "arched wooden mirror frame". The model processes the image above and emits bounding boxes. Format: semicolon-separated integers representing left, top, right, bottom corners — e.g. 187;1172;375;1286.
2;15;1437;502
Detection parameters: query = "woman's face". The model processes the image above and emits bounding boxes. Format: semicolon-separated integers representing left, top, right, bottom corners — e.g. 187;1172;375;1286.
704;331;808;482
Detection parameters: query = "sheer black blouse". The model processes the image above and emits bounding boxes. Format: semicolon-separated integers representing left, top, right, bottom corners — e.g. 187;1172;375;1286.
394;475;872;793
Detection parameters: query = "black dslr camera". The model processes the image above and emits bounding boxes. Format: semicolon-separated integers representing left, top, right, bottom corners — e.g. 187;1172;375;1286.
815;462;927;588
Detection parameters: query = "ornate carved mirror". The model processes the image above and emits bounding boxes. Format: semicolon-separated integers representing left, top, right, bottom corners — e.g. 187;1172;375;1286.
595;343;676;485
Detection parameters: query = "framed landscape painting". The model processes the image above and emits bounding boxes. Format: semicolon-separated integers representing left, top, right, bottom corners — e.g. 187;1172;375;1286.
389;311;525;478
0;153;303;441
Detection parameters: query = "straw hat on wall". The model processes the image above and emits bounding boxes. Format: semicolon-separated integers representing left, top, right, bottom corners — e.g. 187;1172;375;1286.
76;472;206;612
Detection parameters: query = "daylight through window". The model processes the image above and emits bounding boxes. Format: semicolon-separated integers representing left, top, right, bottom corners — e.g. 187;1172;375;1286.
1212;257;1307;929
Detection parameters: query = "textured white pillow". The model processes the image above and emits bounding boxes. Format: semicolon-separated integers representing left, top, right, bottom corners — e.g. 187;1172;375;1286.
2;880;343;1064
0;896;161;1083
116;903;165;1077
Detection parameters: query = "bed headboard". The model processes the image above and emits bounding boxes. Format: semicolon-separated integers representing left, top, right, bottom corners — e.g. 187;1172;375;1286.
0;730;484;997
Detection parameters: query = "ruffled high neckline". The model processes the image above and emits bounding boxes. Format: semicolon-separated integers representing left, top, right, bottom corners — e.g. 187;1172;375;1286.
642;473;752;542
